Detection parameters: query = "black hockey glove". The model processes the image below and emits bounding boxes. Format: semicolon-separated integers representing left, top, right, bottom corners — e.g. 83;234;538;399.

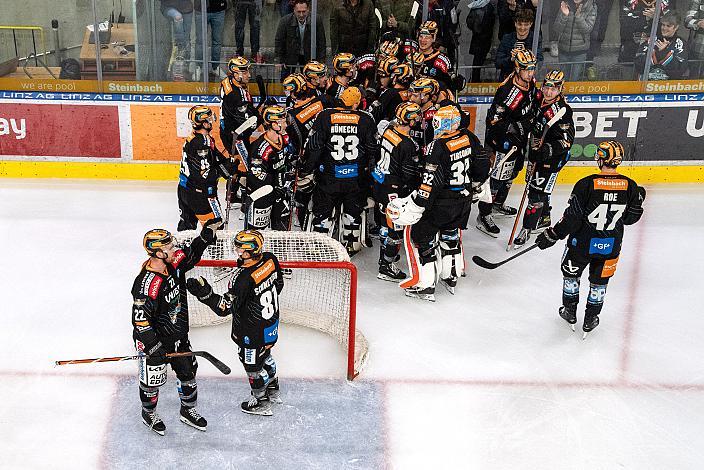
200;217;223;244
535;227;559;250
187;277;213;301
146;341;168;366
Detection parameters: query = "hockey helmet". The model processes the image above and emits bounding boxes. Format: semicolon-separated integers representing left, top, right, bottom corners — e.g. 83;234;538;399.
514;49;537;71
406;51;425;70
262;105;287;128
378;38;401;58
409;78;439;97
595;141;624;168
282;73;307;96
332;53;357;74
228;56;251;74
377;56;400;78
432;105;461;137
543;69;565;89
340;86;362;108
143;229;174;257
303;60;328;79
395;102;421;126
418;20;438;39
233;229;264;257
391;63;414;86
188;105;216;129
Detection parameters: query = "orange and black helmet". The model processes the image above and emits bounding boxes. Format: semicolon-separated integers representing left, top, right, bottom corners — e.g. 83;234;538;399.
303;60;327;79
228;56;251;74
514;49;537;71
595;141;625;168
283;73;307;96
377;56;399;78
395;102;421;126
332;53;357;74
543;69;565;89
262;105;287;127
233;229;264;256
391;63;414;86
418;20;438;38
409;77;439;97
188;105;215;129
143;229;174;257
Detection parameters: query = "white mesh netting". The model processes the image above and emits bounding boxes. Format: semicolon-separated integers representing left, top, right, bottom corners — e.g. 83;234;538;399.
174;230;368;379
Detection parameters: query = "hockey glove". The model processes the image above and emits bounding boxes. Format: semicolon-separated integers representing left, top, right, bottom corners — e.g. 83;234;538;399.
296;172;315;194
637;185;647;203
146;341;168;366
387;194;425;226
187;277;214;301
535;227;559;250
200;217;223;244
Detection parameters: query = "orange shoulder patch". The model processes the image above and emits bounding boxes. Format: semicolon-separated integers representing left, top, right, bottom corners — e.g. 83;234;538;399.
251;259;275;284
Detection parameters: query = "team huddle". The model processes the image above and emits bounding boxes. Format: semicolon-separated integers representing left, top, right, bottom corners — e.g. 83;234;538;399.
131;20;646;434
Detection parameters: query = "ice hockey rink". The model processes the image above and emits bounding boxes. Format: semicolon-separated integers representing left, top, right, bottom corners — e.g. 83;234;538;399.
1;178;703;470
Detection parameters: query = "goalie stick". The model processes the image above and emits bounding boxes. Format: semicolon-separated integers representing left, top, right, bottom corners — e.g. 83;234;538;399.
506;105;567;251
55;350;232;375
472;243;539;270
225;115;258;228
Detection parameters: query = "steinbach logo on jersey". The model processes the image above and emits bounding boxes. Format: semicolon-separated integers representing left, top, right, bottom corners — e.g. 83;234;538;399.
594;178;628;191
331;113;360;125
297;100;323;123
251;259;275;284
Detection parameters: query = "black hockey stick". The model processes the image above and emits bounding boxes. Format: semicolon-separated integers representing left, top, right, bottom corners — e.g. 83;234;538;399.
472;243;539;269
225;115;258;228
55;350;232;375
255;74;268;111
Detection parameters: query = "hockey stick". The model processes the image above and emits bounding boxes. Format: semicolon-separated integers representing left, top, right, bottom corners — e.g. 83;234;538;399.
505;106;567;251
255;74;268;111
472;243;538;270
55;351;232;375
225;115;258;228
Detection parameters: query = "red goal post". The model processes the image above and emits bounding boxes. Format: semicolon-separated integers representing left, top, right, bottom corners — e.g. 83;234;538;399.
175;230;368;380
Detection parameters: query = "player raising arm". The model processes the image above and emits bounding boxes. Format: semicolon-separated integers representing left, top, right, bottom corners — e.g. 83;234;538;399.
535;140;646;338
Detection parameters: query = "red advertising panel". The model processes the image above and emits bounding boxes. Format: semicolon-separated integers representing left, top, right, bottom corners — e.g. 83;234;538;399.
0;103;120;158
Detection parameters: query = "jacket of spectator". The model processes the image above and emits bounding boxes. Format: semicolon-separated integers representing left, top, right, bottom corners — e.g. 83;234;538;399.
497;0;538;39
495;30;543;79
275;12;327;65
686;0;704;58
619;0;670;61
379;0;416;39
193;0;226;12
635;33;688;78
331;0;378;56
552;0;598;53
160;0;194;14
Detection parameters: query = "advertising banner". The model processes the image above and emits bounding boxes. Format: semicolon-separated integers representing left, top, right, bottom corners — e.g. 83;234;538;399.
0;103;120;158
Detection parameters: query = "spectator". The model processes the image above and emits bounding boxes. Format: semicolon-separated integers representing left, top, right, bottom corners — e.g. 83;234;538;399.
379;0;417;39
160;0;194;60
685;0;704;76
497;0;538;40
279;0;294;16
330;0;378;57
585;0;616;79
194;0;227;79
467;0;496;82
235;0;263;63
619;0;670;63
552;0;597;81
636;10;688;79
496;8;543;80
275;0;327;78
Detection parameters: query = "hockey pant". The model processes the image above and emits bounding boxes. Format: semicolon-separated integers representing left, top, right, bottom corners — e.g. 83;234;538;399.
560;247;619;320
245;185;291;231
402;198;471;289
137;337;199;411
478;144;526;216
311;183;365;254
238;344;277;399
177;185;223;231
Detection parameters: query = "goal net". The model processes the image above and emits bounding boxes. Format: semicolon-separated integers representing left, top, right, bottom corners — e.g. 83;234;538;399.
174;230;368;380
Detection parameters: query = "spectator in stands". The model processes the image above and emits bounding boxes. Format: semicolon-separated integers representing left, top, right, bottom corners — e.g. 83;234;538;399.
330;0;378;56
275;0;327;78
496;8;543;80
424;0;461;65
497;0;538;40
619;0;670;63
467;0;496;82
235;0;263;63
585;0;616;79
379;0;417;39
160;0;194;60
635;10;688;79
552;0;597;81
686;0;704;76
194;0;227;79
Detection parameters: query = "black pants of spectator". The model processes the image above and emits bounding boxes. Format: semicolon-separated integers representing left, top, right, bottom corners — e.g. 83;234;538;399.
587;0;615;60
235;0;260;56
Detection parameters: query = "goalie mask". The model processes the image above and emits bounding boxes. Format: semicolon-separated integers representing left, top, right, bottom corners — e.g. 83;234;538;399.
432;105;461;138
143;229;174;258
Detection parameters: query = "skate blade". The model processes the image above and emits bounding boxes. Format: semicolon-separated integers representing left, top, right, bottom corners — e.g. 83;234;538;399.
440;280;456;295
142;419;165;436
179;416;207;432
570;324;576;332
582;331;589;340
377;273;405;283
241;406;273;416
475;224;499;238
404;290;435;302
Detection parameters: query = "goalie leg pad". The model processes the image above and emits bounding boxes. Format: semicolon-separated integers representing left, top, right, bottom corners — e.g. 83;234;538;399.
491;178;514;205
439;229;464;280
139;384;160;411
177;379;198;408
246;185;274;230
312;216;334;235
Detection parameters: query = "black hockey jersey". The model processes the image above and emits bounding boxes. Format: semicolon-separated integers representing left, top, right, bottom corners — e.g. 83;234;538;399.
286;94;334;154
326;78;348;101
408;104;437;154
368;87;403;124
413;128;489;207
372;125;420;196
419;50;453;90
531;93;574;165
485;73;538;150
247;133;294;193
553;173;644;258
179;133;234;195
220;77;258;146
131;237;209;349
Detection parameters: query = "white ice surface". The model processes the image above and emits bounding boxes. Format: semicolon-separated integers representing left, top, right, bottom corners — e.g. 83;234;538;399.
1;179;703;469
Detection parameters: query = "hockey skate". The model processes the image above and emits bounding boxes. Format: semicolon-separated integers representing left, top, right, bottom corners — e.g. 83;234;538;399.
241;394;273;416
378;261;407;282
404;286;435;302
179;406;207;431
440;277;457;294
267;377;283;404
513;228;531;248
142;409;166;436
476;214;500;237
558;306;577;331
582;313;600;340
492;203;518;217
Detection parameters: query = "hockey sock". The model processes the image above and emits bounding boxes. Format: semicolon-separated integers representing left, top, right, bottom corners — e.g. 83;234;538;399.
247;369;270;399
263;354;277;380
586;283;607;319
139;384;159;411
177;379;198;408
439;229;462;280
562;276;580;307
379;227;402;264
477;200;493;217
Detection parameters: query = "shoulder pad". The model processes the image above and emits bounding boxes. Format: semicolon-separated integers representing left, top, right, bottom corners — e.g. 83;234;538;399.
221;78;233;95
